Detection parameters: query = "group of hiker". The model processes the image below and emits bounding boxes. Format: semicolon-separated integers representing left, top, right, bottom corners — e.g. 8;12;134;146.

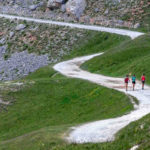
124;73;146;91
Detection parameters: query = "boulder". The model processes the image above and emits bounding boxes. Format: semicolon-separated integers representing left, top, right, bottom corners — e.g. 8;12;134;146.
61;4;66;12
0;45;7;59
16;24;26;31
66;0;86;18
9;32;15;38
37;2;44;7
47;0;64;9
0;38;6;45
94;8;99;13
134;23;140;29
29;2;44;11
29;5;38;11
104;9;109;15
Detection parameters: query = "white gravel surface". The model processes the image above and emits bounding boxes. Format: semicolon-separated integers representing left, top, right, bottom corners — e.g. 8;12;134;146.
130;145;139;150
54;54;150;143
0;14;144;39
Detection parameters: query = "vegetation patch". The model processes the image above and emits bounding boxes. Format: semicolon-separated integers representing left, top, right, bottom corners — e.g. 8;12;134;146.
82;34;150;84
0;66;133;149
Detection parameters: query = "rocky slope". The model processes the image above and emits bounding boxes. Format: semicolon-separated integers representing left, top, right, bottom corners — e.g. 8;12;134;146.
0;0;149;29
0;0;149;81
0;17;94;80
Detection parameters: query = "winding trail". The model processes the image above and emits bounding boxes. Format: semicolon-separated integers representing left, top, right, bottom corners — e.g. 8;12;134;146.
54;53;150;143
1;14;149;143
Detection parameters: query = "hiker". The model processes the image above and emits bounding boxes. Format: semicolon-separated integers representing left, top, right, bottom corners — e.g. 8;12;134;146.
141;73;146;90
132;74;136;91
125;75;130;91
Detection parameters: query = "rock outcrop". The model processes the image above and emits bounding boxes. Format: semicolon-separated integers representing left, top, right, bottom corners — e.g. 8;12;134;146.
15;24;26;31
47;0;64;9
66;0;86;18
0;50;49;81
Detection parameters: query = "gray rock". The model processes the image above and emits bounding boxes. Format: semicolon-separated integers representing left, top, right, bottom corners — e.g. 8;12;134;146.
0;38;6;45
14;0;36;7
94;8;99;13
47;0;63;8
16;24;26;31
0;45;7;58
9;0;15;5
66;0;87;18
61;4;66;12
9;32;15;38
0;50;49;81
84;15;90;23
104;9;109;15
117;20;124;25
29;2;44;11
29;5;38;11
37;2;44;7
56;0;64;3
134;23;140;29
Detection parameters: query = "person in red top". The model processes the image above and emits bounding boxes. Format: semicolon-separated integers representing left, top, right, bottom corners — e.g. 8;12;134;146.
124;75;130;91
141;73;146;90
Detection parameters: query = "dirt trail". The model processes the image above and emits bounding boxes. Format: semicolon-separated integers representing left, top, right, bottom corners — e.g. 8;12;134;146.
54;54;150;143
1;13;148;144
0;14;144;39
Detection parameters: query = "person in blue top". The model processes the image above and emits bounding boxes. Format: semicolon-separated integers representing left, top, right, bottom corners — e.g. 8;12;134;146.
132;74;136;91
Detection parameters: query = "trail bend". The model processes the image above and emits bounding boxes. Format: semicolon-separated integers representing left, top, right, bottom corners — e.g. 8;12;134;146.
0;13;149;143
54;53;150;143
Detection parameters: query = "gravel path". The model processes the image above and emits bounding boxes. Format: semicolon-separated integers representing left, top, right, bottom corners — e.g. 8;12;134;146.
1;13;148;144
0;14;144;39
54;53;150;143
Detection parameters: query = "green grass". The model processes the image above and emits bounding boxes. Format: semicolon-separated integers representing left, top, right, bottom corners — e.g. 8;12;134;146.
0;66;133;149
82;34;150;84
1;112;150;150
63;32;129;60
0;28;146;150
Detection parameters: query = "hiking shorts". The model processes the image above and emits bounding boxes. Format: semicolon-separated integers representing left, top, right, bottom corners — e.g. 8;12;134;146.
142;81;145;84
132;81;136;84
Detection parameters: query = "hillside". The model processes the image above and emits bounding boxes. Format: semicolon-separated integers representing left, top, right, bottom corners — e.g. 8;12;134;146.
0;28;134;150
0;0;150;150
82;34;150;84
0;0;150;31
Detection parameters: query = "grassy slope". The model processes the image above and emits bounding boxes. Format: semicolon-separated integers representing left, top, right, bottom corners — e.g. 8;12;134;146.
0;67;132;149
1;112;150;150
0;32;149;150
0;33;133;150
79;34;150;149
63;31;129;60
82;34;150;84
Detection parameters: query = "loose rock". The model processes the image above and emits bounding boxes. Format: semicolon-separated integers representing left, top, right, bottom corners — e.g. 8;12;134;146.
16;24;26;31
134;23;140;29
0;38;6;44
66;0;87;18
47;0;63;9
9;32;15;38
